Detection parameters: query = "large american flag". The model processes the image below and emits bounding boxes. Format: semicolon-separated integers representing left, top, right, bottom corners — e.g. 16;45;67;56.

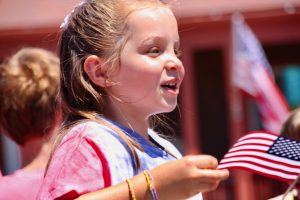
232;14;290;133
218;131;300;182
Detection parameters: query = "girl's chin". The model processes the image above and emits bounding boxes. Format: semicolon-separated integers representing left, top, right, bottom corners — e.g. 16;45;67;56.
155;104;177;114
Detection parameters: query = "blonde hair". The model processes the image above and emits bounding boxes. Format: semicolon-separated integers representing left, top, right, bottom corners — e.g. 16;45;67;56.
0;48;60;145
59;0;170;169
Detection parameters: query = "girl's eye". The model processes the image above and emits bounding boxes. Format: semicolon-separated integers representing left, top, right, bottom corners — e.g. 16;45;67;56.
174;49;182;58
147;47;160;56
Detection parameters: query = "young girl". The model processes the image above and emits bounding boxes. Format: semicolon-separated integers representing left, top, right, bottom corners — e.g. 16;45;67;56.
38;0;229;199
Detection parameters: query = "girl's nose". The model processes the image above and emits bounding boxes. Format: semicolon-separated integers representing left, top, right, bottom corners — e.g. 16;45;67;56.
164;56;183;71
164;57;185;78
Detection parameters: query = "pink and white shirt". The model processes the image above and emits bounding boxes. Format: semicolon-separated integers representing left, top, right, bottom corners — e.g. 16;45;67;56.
37;118;202;200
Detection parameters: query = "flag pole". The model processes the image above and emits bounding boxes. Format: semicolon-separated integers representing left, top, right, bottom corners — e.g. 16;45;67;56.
281;173;300;200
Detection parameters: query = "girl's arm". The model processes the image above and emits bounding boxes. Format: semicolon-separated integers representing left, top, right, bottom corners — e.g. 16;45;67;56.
76;155;229;200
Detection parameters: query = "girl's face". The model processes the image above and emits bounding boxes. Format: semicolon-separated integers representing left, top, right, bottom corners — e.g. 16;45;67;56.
108;7;184;117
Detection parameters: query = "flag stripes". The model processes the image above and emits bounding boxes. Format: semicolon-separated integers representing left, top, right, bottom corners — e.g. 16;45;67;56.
218;131;300;182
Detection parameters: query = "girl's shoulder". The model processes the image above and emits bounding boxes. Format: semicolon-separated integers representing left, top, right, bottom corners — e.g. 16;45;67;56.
61;120;119;144
56;120;132;161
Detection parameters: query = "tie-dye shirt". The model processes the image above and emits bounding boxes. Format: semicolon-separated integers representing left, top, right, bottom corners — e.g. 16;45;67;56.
37;117;202;200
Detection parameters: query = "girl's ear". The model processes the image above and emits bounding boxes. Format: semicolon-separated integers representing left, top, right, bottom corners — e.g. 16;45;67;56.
83;55;112;87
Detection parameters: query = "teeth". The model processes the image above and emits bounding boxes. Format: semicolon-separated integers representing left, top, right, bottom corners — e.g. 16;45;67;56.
165;83;176;86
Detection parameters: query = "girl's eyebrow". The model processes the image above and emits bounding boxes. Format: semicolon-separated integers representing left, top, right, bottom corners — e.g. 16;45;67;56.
140;36;180;46
140;36;164;45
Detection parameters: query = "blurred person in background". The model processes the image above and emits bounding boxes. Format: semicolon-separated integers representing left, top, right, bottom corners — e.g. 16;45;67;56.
278;108;300;199
0;47;61;200
281;108;300;141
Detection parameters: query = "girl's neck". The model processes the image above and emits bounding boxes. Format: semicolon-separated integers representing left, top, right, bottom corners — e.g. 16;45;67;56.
105;101;150;139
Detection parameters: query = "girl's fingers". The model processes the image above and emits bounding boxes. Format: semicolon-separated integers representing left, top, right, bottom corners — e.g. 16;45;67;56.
196;169;229;183
194;170;229;193
197;182;220;192
184;155;219;169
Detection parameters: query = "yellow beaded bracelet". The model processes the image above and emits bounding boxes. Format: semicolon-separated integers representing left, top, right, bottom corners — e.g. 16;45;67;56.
143;170;159;200
125;179;137;200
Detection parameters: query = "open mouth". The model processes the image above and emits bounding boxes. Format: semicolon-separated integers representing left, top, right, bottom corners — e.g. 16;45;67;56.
160;81;179;94
161;82;177;90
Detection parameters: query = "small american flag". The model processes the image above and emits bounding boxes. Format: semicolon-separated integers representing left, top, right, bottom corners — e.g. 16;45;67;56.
218;131;300;182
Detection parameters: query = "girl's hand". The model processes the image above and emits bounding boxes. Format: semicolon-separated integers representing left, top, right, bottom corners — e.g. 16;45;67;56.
151;155;229;200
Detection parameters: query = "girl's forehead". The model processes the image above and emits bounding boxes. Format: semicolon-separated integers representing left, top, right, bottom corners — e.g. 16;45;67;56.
126;7;178;37
132;6;174;21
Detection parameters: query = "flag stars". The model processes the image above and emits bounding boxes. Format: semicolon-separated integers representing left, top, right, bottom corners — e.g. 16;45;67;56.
268;137;300;161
